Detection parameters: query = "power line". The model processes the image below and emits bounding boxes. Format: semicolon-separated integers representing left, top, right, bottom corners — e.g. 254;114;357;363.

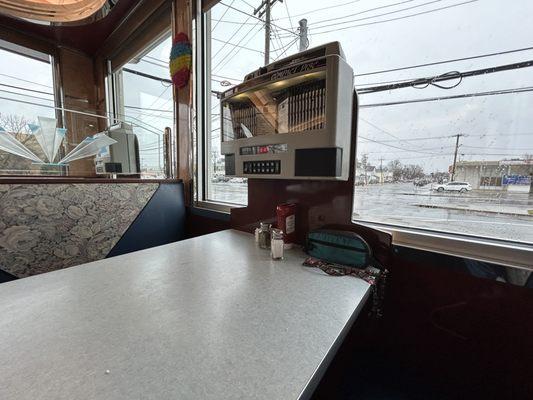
354;45;533;78
357;132;533;143
0;82;54;97
240;0;257;10
136;85;174;126
272;37;299;61
273;0;362;20
270;25;286;60
0;88;54;103
212;20;260;69
0;72;53;89
122;67;172;84
360;117;424;152
358;134;456;143
138;58;168;69
213;0;236;31
219;1;297;36
284;0;295;31
287;0;478;37
124;105;173;113
358;134;443;154
212;37;264;54
461;145;533;151
0;95;166;137
308;0;437;30
212;73;242;82
213;23;264;72
212;12;255;60
358;60;533;94
359;86;533;108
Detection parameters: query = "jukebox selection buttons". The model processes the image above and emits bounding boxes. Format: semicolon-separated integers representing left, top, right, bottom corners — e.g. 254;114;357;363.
243;160;281;174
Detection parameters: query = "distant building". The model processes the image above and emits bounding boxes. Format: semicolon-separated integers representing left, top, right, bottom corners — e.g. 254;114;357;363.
453;159;533;193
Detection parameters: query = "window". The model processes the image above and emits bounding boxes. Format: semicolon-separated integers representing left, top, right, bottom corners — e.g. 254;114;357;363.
111;33;174;179
199;1;533;246
0;41;57;175
347;0;533;245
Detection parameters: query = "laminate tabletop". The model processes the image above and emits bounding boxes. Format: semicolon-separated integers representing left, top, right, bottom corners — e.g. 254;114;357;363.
0;229;370;400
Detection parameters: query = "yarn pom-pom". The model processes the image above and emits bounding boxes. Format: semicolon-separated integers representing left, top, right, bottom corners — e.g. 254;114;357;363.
169;33;192;89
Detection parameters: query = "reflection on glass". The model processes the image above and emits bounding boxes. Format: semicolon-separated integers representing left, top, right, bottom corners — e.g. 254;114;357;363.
58;134;117;164
221;72;326;141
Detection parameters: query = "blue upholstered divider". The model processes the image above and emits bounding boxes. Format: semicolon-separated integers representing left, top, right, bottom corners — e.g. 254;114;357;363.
106;182;186;258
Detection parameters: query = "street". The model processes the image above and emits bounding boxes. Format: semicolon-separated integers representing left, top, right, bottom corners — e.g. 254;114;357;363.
354;183;533;244
210;182;533;244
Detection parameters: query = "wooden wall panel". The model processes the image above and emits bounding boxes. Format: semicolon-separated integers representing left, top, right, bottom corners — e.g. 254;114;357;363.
173;0;193;203
58;47;103;176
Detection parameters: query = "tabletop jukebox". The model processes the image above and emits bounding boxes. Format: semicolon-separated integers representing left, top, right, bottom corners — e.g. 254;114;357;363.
220;42;354;180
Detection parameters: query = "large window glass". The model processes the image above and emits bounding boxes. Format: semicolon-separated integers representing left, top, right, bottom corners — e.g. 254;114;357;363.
203;0;533;244
113;34;174;179
0;42;57;175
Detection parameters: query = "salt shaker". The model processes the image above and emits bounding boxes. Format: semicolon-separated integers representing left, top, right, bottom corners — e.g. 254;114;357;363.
270;228;284;260
258;222;272;249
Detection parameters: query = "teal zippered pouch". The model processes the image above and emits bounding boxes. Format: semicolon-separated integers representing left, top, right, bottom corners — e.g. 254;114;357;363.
305;229;373;268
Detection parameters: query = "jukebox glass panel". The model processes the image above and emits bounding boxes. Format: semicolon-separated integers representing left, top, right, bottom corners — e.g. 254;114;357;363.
221;71;326;142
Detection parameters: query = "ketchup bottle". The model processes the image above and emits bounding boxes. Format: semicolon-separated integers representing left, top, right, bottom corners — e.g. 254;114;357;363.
276;203;297;248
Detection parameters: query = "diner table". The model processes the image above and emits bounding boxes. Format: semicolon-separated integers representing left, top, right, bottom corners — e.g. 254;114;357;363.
0;229;370;400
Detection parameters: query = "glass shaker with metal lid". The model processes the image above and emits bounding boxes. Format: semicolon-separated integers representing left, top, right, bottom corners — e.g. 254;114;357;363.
258;222;272;249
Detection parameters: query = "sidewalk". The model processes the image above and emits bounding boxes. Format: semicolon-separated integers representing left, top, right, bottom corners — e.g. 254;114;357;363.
415;203;533;217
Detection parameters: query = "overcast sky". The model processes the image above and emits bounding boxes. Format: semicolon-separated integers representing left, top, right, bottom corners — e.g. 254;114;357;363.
209;0;533;173
1;0;532;174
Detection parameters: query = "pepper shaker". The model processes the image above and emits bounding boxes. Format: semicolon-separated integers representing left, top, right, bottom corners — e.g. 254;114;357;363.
258;222;272;249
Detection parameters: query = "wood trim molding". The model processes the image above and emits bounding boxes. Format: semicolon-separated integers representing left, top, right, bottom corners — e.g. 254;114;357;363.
172;0;193;204
201;0;219;12
0;177;182;184
96;0;169;61
0;24;57;56
356;221;533;271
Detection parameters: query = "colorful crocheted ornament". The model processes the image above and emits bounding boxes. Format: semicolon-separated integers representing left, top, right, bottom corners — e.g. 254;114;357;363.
169;32;192;89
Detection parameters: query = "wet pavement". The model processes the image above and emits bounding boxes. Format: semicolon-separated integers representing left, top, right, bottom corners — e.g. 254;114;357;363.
209;182;533;244
354;183;533;244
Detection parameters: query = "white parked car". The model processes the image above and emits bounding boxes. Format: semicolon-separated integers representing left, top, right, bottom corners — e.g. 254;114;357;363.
434;181;472;193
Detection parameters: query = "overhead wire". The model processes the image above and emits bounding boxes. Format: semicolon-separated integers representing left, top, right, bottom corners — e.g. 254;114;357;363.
304;0;443;31
283;0;295;31
270;25;285;60
273;0;363;20
212;37;264;54
212;12;256;60
0;82;54;97
212;0;236;31
219;1;298;36
358;134;444;154
0;72;53;89
282;0;478;37
213;23;264;72
0;94;166;137
355;46;533;78
272;37;299;61
212;21;261;70
359;86;533;108
358;60;533;94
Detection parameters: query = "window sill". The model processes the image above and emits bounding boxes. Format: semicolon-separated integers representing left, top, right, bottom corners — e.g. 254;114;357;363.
0;177;182;184
194;200;243;214
354;220;533;271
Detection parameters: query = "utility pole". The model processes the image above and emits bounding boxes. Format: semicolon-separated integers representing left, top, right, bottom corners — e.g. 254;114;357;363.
264;1;271;65
254;0;282;65
298;19;309;51
451;134;463;181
